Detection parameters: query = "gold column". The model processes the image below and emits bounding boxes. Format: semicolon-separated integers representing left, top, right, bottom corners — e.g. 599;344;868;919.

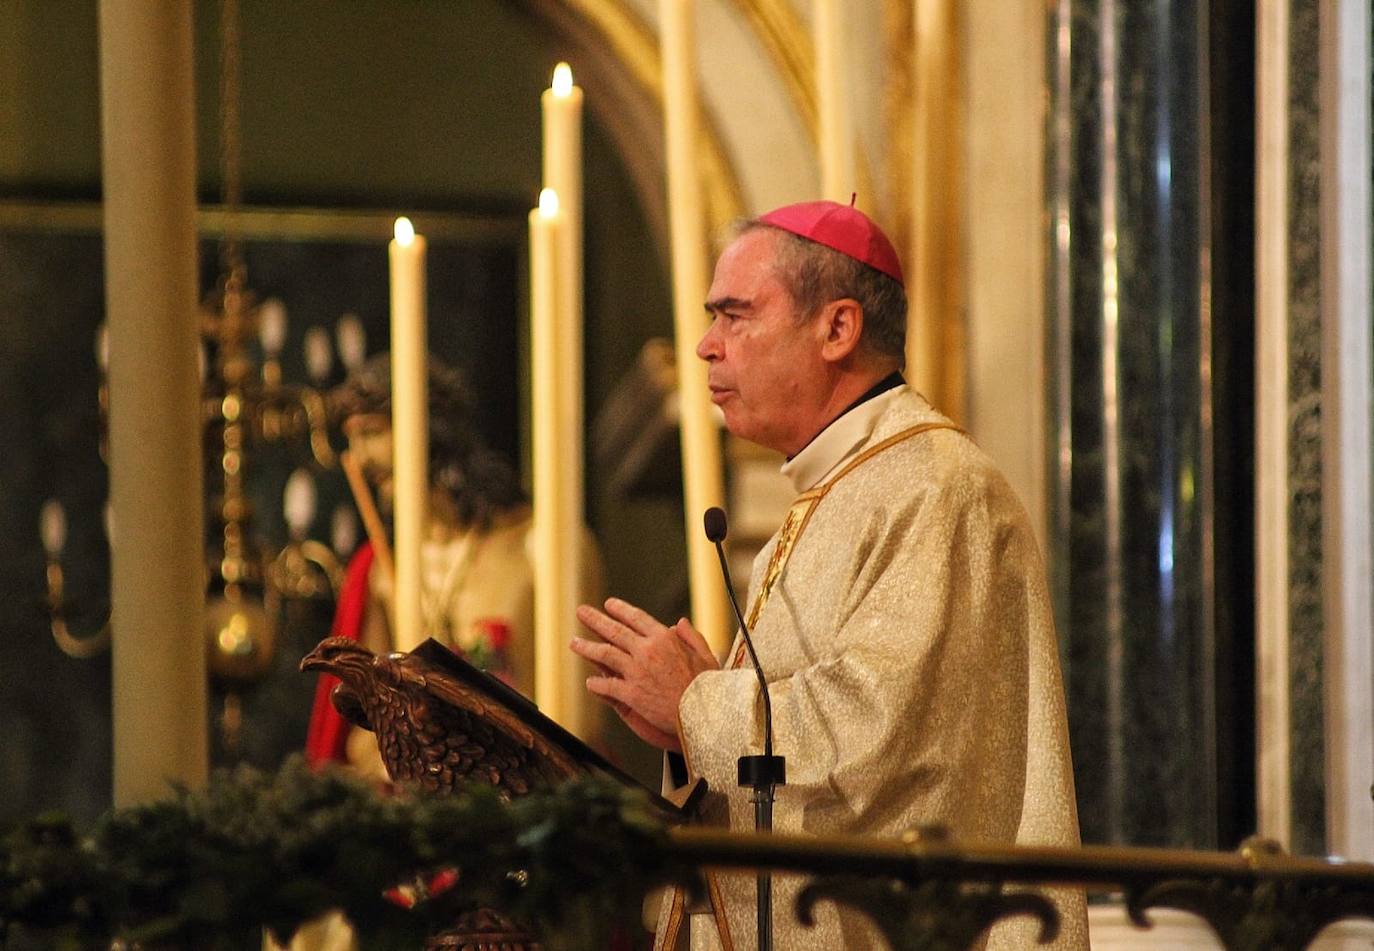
661;0;730;652
99;0;207;805
814;0;855;200
909;0;964;420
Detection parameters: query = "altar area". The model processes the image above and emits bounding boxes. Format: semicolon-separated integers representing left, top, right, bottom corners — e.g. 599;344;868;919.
3;1;1373;948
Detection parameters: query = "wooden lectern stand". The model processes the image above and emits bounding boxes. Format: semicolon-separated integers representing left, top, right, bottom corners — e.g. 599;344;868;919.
301;636;700;949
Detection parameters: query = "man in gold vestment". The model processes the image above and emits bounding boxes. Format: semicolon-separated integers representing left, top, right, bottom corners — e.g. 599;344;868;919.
572;201;1088;950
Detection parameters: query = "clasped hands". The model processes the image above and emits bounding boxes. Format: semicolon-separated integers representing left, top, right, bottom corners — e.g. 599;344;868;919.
570;597;719;752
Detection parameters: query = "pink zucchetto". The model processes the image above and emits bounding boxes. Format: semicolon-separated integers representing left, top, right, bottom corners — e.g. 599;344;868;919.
758;199;905;286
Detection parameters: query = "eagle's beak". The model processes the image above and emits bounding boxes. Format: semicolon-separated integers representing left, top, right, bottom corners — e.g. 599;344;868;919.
300;644;328;673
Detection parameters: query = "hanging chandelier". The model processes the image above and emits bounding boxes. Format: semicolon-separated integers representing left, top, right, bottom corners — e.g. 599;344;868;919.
42;0;351;752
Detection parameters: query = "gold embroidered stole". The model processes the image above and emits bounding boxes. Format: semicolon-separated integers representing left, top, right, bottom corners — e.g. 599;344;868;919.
729;421;962;670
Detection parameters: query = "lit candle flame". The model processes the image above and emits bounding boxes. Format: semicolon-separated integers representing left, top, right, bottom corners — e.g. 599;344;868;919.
40;499;66;558
284;468;317;536
394;216;416;245
552;62;574;97
539;188;560;218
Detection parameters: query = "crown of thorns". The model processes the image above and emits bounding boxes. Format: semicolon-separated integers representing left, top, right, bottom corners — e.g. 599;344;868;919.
332;352;475;447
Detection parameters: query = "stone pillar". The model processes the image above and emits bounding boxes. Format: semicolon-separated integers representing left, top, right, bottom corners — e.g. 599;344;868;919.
1046;0;1254;849
99;0;207;805
1317;0;1372;863
963;0;1047;546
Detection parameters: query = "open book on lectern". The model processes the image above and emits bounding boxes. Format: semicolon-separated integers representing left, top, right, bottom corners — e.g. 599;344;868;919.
408;638;703;823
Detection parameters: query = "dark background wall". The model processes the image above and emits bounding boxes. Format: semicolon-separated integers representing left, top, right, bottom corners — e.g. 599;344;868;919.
0;0;681;825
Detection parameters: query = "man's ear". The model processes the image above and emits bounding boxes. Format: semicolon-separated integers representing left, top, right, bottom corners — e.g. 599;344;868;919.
818;298;864;363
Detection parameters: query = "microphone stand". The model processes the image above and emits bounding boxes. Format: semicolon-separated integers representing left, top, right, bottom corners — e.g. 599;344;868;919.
737;752;785;951
706;508;785;951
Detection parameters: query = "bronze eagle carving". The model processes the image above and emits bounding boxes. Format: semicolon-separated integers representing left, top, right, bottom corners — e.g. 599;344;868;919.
300;637;579;797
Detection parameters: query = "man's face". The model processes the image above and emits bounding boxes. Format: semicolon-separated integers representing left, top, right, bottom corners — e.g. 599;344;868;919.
696;229;828;456
343;413;395;503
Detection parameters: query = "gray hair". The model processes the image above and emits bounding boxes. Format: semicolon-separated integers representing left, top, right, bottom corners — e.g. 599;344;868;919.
736;219;907;363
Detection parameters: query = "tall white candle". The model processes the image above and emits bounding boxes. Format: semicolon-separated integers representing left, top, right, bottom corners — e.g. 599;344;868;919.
530;188;567;718
815;0;855;200
389;216;428;653
541;63;586;733
661;0;730;652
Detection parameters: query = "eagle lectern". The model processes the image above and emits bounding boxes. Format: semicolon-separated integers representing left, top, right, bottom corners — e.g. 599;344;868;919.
302;636;696;950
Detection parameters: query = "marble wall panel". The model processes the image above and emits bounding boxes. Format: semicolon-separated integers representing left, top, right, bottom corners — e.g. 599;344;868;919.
1284;0;1325;858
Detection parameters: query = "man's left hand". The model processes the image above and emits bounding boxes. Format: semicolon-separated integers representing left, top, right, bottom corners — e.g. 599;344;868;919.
570;597;720;752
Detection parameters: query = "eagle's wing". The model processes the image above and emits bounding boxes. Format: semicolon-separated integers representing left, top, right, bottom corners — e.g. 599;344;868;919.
415;670;580;795
329;682;373;731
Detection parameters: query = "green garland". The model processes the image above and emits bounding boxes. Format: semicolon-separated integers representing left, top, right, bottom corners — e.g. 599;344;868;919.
0;757;677;950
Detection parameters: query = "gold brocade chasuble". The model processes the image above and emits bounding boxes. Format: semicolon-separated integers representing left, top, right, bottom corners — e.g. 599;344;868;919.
658;388;1087;951
734;421;962;663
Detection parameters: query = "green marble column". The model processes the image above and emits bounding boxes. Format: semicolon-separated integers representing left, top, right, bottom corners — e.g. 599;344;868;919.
1046;0;1257;848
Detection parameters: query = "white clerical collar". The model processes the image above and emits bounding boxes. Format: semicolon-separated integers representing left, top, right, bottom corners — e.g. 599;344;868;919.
780;383;908;493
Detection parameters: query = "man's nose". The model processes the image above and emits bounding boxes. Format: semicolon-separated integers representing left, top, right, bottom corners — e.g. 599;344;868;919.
696;319;721;362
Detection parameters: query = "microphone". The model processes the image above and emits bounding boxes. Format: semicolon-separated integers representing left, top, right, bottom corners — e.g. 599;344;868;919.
704;506;777;759
704;506;785;951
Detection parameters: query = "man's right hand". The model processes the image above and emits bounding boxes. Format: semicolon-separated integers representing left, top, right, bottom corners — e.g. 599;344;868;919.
570;597;720;751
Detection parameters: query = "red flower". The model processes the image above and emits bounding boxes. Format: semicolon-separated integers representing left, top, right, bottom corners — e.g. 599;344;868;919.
383;868;460;908
474;617;511;651
427;867;461;895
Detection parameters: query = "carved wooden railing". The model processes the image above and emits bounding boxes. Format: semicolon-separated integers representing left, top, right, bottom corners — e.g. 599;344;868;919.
304;636;1374;951
662;827;1374;950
